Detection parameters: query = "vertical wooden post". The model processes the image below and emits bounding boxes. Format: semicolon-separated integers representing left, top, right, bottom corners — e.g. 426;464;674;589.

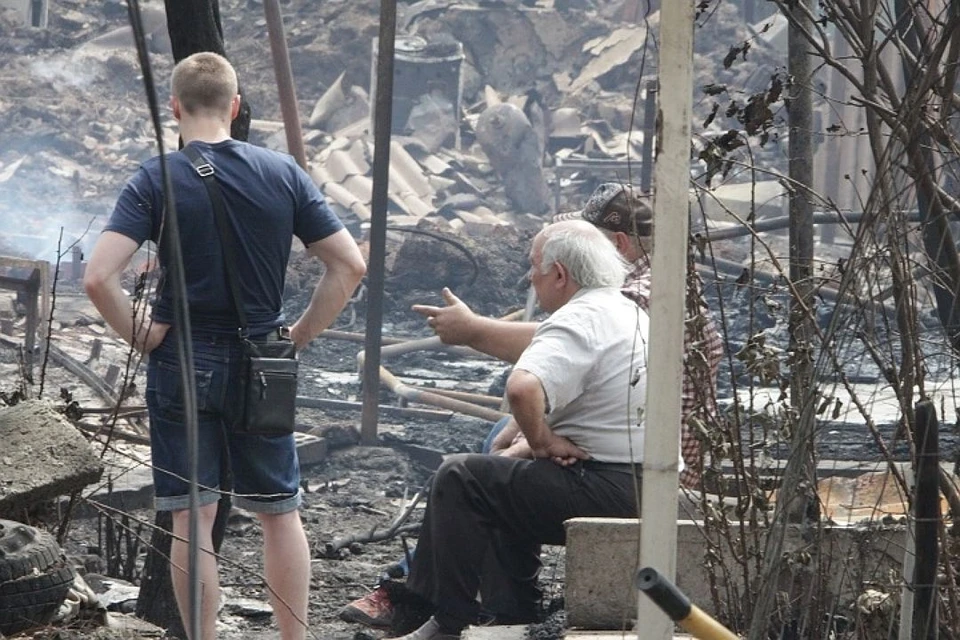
637;0;695;638
263;0;308;169
360;0;398;445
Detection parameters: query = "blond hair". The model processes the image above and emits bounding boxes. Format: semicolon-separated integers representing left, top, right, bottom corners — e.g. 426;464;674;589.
170;52;238;116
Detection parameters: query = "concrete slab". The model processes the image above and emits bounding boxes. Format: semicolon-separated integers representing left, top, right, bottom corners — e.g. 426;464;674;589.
564;518;905;630
0;400;103;516
80;443;155;514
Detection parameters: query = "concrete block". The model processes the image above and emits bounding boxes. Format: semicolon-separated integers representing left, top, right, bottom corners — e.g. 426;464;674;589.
295;433;328;467
564;518;906;630
0;400;103;516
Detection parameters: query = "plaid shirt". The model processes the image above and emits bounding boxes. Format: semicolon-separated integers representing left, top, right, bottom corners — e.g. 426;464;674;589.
621;256;723;489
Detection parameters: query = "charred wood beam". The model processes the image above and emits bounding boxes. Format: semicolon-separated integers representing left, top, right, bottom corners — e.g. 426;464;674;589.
263;0;307;168
45;342;120;405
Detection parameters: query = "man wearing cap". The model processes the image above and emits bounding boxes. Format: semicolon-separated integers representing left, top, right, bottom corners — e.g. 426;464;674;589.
415;182;722;488
339;183;723;633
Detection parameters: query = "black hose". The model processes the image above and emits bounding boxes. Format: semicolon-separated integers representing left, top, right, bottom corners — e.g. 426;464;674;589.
385;225;480;288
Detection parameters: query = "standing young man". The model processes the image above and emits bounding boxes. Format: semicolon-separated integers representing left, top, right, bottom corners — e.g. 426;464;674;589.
84;52;367;640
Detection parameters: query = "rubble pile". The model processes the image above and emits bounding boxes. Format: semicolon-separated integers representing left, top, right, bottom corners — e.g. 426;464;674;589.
0;0;786;272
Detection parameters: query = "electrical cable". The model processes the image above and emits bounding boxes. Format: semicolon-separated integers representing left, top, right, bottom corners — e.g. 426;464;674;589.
125;3;202;639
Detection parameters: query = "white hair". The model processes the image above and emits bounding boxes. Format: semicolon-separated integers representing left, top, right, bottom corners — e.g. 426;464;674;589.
539;222;628;288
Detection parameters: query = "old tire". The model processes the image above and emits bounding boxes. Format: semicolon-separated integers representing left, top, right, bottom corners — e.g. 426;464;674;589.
0;519;63;583
0;519;76;636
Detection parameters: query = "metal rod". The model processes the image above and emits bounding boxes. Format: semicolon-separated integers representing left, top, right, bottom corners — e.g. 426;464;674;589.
641;80;656;192
380;335;485;359
748;1;818;634
379;365;507;423
321;329;406;345
263;0;308;169
295;396;453;420
358;352;506;423
360;0;398;445
912;400;939;639
408;386;503;408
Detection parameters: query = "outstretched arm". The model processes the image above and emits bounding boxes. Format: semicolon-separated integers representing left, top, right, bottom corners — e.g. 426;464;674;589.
290;228;367;349
412;287;537;363
84;231;169;353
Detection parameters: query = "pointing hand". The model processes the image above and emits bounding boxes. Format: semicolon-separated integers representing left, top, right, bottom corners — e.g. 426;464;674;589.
411;288;477;346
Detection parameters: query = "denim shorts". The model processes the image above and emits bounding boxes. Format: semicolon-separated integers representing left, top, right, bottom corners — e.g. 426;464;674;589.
145;331;301;514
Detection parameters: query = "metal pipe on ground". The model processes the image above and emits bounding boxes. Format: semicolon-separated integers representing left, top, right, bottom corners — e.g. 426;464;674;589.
295;396;453;421
263;0;308;169
379;366;506;423
380;335;487;360
321;329;406;345
358;352;506;423
699;254;898;318
409;386;503;408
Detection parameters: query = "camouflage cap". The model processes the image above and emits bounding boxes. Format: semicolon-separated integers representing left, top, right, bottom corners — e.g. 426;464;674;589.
553;183;653;236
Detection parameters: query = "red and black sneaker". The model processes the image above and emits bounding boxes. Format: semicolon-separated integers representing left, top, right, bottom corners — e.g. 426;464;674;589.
339;586;395;628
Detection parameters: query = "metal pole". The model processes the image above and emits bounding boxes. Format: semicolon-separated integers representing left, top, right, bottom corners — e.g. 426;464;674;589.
263;0;308;169
748;2;817;636
637;1;695;638
785;0;817;521
641;80;657;192
360;0;397;445
640;80;657;193
898;468;917;640
912;400;939;639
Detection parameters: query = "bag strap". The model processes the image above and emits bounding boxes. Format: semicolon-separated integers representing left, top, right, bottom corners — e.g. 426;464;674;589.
182;144;248;336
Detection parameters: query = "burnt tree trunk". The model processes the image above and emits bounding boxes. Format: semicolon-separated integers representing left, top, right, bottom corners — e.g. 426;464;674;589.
136;1;250;635
163;0;251;141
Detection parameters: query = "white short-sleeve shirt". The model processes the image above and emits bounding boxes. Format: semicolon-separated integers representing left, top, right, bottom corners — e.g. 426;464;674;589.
514;287;650;463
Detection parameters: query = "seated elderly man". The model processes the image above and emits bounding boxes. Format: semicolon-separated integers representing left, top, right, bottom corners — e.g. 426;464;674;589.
341;183;721;631
395;219;649;640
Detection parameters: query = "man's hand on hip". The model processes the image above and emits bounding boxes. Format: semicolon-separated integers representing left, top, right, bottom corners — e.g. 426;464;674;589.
531;432;589;467
135;321;170;354
411;287;477;345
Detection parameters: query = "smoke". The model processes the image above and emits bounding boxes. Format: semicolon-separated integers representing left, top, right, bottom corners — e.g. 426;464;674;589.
29;54;101;91
0;193;103;265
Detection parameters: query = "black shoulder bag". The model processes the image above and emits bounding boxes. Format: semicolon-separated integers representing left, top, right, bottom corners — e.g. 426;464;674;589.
183;144;299;437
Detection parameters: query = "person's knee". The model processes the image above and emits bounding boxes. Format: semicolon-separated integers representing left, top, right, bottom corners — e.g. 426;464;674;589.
435;454;471;483
433;453;489;499
170;503;219;536
257;509;302;532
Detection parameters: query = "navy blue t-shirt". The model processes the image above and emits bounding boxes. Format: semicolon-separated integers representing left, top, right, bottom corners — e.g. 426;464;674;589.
105;140;344;335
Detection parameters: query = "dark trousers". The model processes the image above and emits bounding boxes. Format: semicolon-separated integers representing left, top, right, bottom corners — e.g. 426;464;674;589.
406;454;641;631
